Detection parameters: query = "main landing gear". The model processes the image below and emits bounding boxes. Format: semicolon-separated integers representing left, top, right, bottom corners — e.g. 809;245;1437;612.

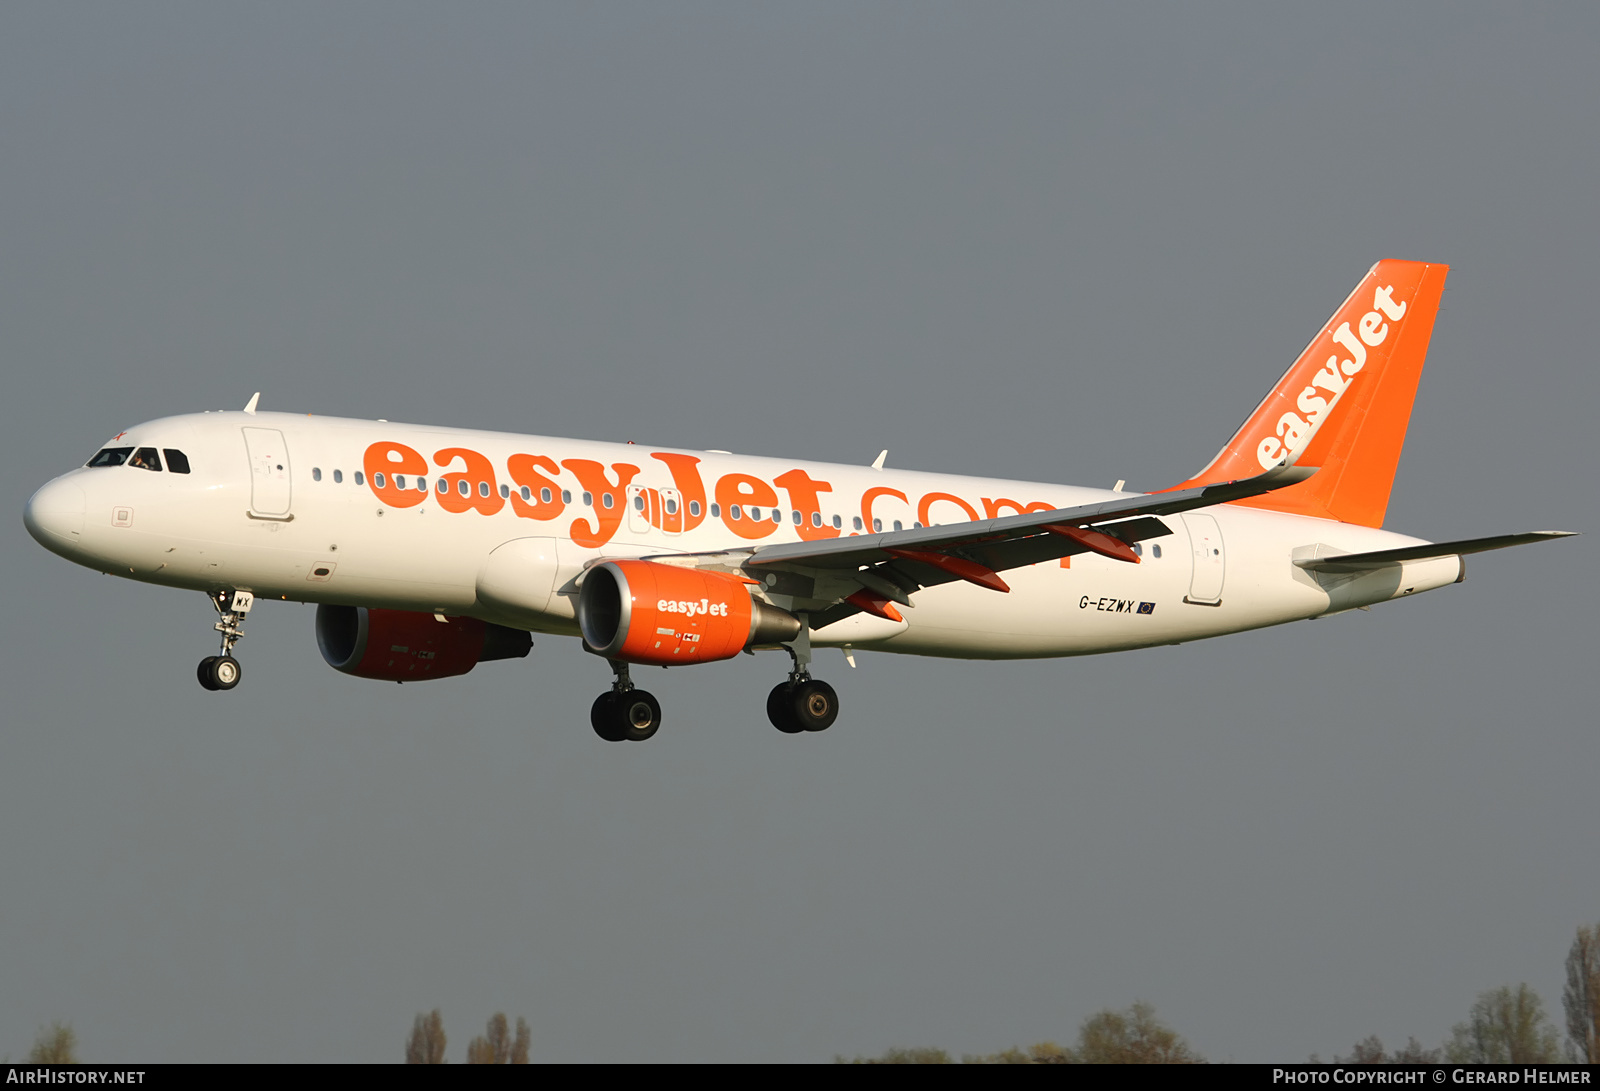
766;622;838;735
196;590;253;692
591;660;661;742
588;622;841;742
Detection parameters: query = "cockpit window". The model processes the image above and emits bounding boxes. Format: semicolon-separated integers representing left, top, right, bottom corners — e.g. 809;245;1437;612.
87;447;134;468
164;449;191;474
129;448;163;472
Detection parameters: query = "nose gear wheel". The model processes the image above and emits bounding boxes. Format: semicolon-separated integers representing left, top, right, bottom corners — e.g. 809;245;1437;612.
198;655;242;691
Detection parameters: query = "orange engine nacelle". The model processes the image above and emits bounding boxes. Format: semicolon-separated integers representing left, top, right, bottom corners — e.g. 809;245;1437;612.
577;560;802;666
315;605;532;682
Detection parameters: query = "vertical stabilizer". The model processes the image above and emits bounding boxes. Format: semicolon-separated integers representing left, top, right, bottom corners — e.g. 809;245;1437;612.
1165;259;1448;527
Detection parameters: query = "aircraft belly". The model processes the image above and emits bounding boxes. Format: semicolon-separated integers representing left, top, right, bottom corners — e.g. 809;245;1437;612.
862;554;1182;657
865;529;1340;659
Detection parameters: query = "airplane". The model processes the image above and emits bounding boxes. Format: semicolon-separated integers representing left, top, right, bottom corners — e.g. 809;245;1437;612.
23;259;1574;741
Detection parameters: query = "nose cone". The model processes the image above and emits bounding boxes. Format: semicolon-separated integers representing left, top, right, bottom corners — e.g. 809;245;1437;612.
25;477;87;556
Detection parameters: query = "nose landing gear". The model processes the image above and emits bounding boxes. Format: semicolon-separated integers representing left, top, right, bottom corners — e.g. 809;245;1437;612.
196;590;252;692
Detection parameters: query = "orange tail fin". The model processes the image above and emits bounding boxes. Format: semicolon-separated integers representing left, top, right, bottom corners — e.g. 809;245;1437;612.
1166;259;1448;527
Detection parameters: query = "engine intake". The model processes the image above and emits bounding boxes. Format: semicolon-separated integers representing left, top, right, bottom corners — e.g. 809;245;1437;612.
577;560;801;666
316;605;532;682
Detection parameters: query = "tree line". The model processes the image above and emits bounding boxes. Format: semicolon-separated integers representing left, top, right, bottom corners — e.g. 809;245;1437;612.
13;920;1595;1062
404;1010;529;1064
841;920;1600;1064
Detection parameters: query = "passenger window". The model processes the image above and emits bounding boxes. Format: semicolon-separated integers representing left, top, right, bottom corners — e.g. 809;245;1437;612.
634;495;645;511
313;467;323;482
540;487;551;503
854;516;864;531
417;478;428;492
163;449;191;474
872;518;882;532
333;469;343;484
812;512;822;528
832;515;842;529
562;490;572;504
689;500;702;517
130;447;162;472
438;479;448;494
1132;543;1143;557
499;484;510;499
581;491;592;506
665;498;678;515
710;503;720;518
601;493;613;509
523;486;533;501
730;505;743;521
750;507;762;520
375;472;387;489
771;510;780;523
458;480;470;497
792;510;801;525
479;482;490;498
1152;543;1162;559
87;447;134;467
395;475;406;489
893;520;903;531
355;471;365;486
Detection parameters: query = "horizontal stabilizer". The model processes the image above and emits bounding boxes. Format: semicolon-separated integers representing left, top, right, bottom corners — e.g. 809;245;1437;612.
1294;531;1576;573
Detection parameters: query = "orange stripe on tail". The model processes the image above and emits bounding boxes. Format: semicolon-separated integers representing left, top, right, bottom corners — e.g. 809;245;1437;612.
1163;260;1448;527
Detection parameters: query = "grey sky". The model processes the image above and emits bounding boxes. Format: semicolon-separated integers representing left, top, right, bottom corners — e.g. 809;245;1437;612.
3;3;1594;1062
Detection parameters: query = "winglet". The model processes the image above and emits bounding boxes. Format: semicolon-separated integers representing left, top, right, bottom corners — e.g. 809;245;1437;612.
243;392;261;415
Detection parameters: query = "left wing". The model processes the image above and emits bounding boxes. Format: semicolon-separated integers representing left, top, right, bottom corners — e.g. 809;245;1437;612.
644;465;1316;623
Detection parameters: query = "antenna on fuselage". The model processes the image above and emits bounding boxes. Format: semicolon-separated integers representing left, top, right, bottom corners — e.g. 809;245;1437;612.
243;392;261;415
871;450;887;471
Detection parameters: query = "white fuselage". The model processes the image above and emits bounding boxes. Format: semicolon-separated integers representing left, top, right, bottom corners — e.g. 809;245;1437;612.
25;410;1462;660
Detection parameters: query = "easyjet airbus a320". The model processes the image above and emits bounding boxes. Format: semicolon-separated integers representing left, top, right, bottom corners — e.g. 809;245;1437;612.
24;261;1574;740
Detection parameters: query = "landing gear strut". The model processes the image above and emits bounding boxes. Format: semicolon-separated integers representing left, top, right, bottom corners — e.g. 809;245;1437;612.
767;618;839;734
196;590;253;692
591;660;661;742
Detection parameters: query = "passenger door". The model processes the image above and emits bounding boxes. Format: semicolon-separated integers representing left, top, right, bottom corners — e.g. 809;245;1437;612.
242;427;292;518
1182;512;1225;605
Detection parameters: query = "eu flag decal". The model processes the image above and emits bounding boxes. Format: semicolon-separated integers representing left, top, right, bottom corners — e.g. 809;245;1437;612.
1137;601;1156;615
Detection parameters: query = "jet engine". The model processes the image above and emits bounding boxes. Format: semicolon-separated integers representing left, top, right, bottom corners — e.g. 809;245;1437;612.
316;605;532;682
577;560;801;666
